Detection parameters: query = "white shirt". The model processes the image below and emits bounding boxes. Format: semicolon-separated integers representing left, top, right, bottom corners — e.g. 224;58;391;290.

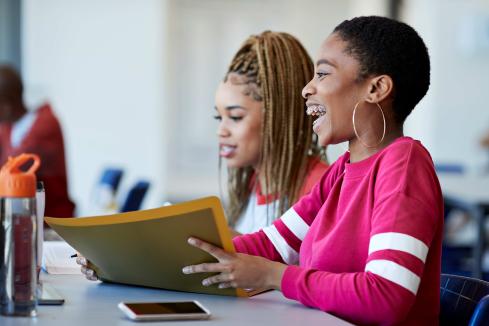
11;110;38;148
234;192;281;234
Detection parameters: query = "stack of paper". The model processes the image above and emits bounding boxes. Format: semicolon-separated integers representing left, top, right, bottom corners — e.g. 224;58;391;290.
42;241;82;275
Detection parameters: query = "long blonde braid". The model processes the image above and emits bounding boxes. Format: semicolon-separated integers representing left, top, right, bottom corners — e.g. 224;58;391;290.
224;31;325;226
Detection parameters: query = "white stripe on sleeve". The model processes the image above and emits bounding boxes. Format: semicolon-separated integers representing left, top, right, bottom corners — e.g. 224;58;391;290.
365;259;420;295
262;224;299;265
368;232;429;263
280;208;309;241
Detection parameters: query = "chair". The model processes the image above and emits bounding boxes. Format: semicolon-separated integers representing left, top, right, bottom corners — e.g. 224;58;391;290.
119;180;150;213
435;163;465;174
99;168;124;192
440;274;489;325
442;196;476;277
92;168;124;212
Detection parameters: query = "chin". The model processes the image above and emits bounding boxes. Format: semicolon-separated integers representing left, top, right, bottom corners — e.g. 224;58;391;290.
225;159;243;169
318;134;332;147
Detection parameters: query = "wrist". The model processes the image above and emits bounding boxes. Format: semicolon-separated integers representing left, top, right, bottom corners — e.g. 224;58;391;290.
267;261;287;290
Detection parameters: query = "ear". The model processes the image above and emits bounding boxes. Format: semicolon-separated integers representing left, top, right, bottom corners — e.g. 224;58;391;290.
364;75;393;104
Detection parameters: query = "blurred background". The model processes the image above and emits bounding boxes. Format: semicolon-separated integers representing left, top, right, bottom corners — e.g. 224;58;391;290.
1;0;488;216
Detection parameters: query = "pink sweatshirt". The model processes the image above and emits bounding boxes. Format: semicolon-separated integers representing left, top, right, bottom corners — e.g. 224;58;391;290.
233;137;443;326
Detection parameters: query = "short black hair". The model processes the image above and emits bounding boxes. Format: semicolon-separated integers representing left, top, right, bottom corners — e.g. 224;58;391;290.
0;65;24;102
333;16;430;123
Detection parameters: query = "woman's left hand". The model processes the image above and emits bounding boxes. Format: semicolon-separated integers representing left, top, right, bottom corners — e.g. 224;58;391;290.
182;237;286;290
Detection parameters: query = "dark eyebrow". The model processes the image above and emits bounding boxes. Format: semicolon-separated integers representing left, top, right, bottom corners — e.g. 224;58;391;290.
316;59;336;68
214;105;246;111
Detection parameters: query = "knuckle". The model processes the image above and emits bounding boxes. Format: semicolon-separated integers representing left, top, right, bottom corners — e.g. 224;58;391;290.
200;263;211;271
224;264;234;273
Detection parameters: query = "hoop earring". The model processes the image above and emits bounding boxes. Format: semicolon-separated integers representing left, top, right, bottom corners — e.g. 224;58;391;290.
352;101;386;148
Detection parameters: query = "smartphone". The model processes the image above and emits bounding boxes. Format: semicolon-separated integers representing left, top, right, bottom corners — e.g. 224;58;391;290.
38;283;65;305
118;301;211;321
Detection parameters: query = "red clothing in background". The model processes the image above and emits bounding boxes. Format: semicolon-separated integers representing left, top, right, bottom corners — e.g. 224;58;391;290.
0;103;75;217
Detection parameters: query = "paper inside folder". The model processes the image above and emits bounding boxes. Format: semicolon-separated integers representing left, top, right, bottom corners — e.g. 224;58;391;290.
42;241;82;275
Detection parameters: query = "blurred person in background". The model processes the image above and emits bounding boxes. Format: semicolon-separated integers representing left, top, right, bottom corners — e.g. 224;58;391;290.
0;65;75;217
214;31;329;235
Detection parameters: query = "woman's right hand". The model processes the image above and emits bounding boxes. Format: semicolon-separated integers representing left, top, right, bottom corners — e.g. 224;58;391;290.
75;255;99;281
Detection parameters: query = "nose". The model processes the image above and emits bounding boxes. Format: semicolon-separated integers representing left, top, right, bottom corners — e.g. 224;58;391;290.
216;120;230;137
302;79;315;99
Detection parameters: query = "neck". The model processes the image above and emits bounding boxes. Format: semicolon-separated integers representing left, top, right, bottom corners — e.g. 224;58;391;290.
348;127;404;163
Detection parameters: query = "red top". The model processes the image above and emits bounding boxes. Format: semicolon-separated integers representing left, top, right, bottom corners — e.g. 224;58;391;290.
234;137;443;325
0;103;75;217
253;157;329;205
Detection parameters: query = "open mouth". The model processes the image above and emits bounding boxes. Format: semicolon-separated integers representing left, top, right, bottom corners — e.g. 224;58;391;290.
306;104;327;125
219;145;237;158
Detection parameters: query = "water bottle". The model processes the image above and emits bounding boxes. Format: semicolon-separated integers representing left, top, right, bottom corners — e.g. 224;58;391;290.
0;154;41;317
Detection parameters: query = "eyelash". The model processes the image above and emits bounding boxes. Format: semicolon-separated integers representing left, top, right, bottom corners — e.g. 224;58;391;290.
213;115;243;122
316;72;329;79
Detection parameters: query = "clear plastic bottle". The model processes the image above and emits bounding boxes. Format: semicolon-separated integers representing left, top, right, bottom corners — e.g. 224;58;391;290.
0;154;41;317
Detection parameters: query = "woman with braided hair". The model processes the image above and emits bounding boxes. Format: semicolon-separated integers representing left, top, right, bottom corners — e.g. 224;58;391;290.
215;31;329;234
78;31;328;278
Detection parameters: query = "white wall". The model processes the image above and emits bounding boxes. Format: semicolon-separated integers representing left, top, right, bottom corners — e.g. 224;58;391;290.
164;0;353;200
403;0;489;170
22;0;170;215
22;0;397;214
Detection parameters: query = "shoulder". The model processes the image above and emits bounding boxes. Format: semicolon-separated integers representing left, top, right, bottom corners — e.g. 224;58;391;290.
374;137;441;207
378;137;432;163
376;137;436;179
30;103;63;137
35;103;60;125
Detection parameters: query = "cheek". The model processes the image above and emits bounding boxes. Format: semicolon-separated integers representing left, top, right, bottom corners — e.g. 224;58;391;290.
241;125;261;151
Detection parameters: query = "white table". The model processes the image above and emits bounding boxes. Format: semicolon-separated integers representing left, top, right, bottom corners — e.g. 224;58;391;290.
0;274;352;325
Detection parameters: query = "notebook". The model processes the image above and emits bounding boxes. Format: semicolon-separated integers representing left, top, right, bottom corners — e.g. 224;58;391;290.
45;196;256;297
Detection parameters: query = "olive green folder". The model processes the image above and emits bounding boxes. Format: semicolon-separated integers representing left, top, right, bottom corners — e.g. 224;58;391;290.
44;196;249;297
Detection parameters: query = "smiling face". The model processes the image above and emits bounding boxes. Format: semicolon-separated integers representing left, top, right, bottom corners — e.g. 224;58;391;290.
302;33;371;147
214;74;263;169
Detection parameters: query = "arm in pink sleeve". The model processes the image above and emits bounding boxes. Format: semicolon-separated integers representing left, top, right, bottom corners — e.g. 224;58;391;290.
281;192;442;325
232;159;342;263
233;230;283;262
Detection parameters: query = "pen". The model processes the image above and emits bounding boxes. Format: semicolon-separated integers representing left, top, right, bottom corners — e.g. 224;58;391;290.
70;254;77;258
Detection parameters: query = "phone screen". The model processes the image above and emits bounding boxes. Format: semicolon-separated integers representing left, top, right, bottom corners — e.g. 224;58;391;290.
125;302;207;315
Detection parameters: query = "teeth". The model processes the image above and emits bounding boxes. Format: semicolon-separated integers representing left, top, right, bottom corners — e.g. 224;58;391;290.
306;105;327;116
221;145;235;154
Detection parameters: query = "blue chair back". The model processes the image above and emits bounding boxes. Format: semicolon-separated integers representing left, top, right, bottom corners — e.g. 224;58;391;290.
119;180;150;213
440;274;489;325
470;295;489;326
435;163;465;174
99;168;124;192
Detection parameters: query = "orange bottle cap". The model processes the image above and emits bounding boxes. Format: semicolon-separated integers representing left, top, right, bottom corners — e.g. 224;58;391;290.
0;153;41;198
